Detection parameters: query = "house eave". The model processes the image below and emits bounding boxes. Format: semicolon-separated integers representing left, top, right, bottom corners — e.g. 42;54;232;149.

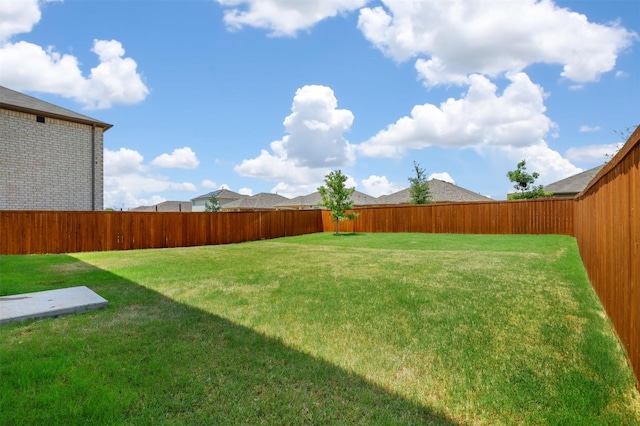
0;103;113;131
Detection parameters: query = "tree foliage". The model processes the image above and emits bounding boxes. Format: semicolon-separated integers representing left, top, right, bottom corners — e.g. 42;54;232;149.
318;170;359;235
606;124;638;163
613;124;638;142
507;160;548;200
408;161;432;204
204;194;221;212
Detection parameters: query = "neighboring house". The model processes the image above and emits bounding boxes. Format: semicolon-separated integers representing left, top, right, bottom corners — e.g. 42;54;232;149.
275;192;324;210
191;189;248;211
0;86;112;210
544;165;604;198
350;190;380;206
220;192;289;211
377;179;492;204
129;201;192;212
275;190;378;210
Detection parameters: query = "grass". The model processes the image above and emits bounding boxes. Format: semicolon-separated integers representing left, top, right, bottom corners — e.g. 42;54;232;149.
1;233;639;425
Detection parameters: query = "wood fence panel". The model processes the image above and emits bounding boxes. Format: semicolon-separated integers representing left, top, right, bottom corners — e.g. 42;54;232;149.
0;210;324;255
321;200;574;235
575;125;640;388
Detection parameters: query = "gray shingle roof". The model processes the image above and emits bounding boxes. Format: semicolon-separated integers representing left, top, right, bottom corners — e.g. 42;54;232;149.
191;189;248;203
222;193;289;210
0;85;112;129
129;201;192;212
274;190;379;209
544;165;603;195
377;179;491;204
350;190;380;206
274;192;323;208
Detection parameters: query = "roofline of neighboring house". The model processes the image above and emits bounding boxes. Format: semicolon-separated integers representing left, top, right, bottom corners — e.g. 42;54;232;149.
0;102;113;131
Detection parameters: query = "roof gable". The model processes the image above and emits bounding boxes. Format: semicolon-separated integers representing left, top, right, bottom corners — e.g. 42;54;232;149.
275;192;323;208
544;165;604;194
275;190;380;208
377;179;491;204
191;189;248;202
223;192;289;210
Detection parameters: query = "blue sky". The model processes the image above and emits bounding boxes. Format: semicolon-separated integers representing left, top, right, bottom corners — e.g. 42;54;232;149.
1;0;638;209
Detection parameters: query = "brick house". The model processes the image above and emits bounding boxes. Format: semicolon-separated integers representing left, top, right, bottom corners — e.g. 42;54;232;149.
0;86;112;210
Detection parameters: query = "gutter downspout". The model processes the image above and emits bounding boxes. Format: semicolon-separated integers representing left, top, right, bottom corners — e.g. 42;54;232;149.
91;124;96;211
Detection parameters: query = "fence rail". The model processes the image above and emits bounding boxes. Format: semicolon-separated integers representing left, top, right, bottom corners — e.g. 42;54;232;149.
0;210;322;255
574;125;640;387
321;199;575;235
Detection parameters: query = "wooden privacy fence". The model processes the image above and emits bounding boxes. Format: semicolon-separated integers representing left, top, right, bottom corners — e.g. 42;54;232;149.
1;199;574;255
321;199;575;235
0;210;322;255
574;125;640;387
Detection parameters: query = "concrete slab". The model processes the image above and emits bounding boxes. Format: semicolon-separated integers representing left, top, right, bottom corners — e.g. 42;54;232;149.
0;286;108;324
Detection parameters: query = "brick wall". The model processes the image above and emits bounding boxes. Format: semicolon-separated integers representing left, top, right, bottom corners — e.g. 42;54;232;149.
0;108;104;210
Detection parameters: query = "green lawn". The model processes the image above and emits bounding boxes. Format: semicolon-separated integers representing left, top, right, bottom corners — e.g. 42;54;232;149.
1;233;638;425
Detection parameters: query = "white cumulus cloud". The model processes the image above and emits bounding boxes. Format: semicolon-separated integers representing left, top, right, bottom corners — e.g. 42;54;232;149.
235;85;355;192
499;143;582;185
201;179;218;189
151;147;200;169
104;147;147;175
579;125;601;133
281;85;355;168
565;143;622;164
358;0;636;87
361;175;403;197
103;147;197;209
0;1;149;109
0;0;43;42
429;172;455;184
359;72;552;157
269;183;312;199
216;0;367;36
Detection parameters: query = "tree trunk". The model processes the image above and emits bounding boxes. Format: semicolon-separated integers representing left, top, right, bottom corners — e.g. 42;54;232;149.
334;220;340;235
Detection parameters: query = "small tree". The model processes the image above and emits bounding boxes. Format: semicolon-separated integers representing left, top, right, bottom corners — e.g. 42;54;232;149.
318;170;359;235
507;160;547;200
408;161;432;204
204;193;220;212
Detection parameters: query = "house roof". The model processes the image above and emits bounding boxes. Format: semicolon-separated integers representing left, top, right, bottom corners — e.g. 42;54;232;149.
275;190;379;208
275;192;323;208
191;189;248;202
544;165;604;195
377;179;491;204
222;193;289;210
129;201;192;212
0;85;113;130
350;190;380;205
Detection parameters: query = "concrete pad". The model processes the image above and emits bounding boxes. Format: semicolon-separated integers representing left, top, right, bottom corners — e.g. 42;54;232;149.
0;286;108;324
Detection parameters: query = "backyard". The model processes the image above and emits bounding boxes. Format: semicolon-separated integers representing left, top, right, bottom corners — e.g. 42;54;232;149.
1;233;639;424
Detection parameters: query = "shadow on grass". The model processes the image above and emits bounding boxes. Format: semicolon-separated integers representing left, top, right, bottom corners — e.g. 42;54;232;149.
0;255;457;425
